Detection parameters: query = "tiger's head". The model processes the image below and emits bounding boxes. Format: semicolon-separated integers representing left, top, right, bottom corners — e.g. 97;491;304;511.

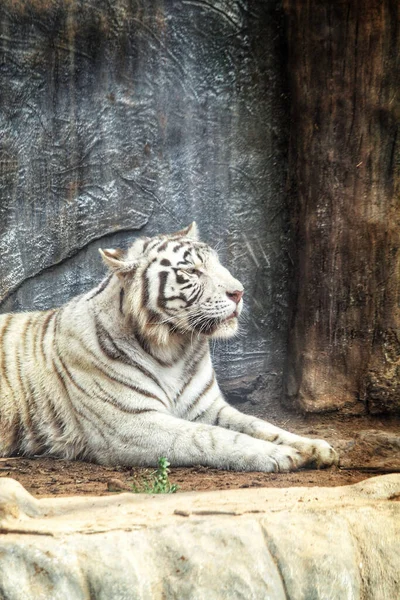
99;223;244;346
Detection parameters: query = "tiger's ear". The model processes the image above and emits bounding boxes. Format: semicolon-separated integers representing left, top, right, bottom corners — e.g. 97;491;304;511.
99;248;137;277
171;221;199;240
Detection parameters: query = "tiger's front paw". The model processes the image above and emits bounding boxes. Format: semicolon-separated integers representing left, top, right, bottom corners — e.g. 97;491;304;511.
269;444;305;472
292;438;338;469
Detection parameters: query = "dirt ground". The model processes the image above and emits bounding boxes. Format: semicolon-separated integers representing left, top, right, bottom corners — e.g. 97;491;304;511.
1;409;399;498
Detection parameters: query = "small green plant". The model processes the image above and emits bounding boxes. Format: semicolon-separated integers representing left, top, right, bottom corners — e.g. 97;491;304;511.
132;457;178;494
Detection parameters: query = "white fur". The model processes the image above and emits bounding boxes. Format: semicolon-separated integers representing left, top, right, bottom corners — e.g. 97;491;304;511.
0;224;337;471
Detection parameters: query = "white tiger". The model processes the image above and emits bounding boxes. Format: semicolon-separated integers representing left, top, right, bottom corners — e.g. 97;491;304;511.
0;223;337;471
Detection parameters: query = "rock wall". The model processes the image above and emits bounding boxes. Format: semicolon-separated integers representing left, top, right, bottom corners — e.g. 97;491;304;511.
0;0;289;405
2;1;398;415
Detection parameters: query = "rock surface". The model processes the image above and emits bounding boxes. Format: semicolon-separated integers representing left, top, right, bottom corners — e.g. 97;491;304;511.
0;0;289;400
339;430;400;471
0;475;399;599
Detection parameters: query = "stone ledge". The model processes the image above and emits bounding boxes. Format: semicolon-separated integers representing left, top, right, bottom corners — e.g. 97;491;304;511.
0;475;399;599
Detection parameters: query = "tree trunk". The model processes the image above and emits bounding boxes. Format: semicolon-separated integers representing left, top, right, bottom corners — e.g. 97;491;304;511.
284;1;400;414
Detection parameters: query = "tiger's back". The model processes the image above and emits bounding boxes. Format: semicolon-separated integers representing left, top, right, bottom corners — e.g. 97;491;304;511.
0;307;87;458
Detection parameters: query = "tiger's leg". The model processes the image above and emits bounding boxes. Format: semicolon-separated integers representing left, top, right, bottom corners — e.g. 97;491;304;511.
189;395;338;469
92;410;308;472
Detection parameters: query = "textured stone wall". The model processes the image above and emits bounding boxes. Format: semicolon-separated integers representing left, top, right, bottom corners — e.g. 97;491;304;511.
0;0;289;404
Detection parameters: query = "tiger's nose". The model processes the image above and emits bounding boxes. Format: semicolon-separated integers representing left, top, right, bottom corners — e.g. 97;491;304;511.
226;290;243;305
